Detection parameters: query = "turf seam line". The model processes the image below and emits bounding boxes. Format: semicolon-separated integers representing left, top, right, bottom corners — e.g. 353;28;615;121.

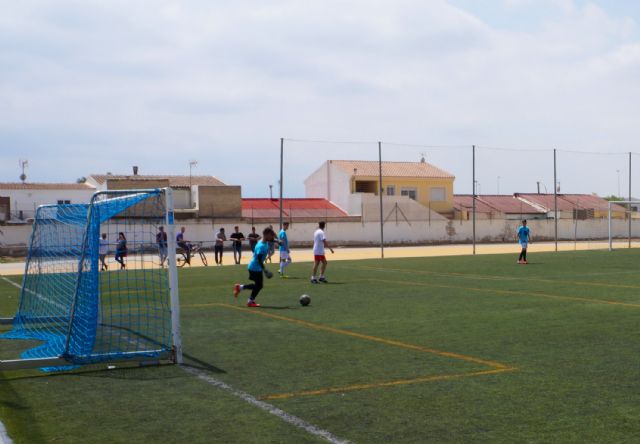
365;277;640;309
360;265;640;290
187;303;509;370
260;368;518;401
180;366;351;444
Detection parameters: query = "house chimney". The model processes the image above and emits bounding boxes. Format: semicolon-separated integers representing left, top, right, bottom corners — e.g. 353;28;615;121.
420;152;426;163
133;166;139;176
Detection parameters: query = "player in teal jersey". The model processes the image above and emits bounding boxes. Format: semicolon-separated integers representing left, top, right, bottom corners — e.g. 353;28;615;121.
233;227;276;307
516;220;531;264
278;222;292;278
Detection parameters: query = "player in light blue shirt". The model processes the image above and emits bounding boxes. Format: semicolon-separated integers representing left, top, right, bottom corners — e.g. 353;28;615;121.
278;222;292;278
516;220;531;264
233;227;276;307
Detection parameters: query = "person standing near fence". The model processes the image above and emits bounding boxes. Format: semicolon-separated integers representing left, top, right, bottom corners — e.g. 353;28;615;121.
215;227;226;266
157;226;168;267
247;226;261;252
230;226;245;265
279;222;292;278
516;220;531;264
115;232;127;270
99;233;109;271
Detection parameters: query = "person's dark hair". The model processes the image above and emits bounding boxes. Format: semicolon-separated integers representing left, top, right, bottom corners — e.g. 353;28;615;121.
319;221;326;229
283;221;290;226
252;226;256;230
119;232;126;240
522;219;527;223
263;227;276;237
220;227;225;231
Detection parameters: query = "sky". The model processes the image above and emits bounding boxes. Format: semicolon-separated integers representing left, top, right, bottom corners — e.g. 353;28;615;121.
1;0;639;198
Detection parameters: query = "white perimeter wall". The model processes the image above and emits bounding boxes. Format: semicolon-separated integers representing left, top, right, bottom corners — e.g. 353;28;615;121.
1;189;95;217
2;218;639;250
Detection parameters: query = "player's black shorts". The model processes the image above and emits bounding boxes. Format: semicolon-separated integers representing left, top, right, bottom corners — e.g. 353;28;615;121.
214;244;223;253
249;270;263;286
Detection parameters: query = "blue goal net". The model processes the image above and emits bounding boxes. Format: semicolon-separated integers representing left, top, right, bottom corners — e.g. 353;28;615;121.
1;189;181;371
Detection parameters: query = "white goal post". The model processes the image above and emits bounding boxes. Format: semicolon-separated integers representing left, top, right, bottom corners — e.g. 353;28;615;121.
608;200;640;251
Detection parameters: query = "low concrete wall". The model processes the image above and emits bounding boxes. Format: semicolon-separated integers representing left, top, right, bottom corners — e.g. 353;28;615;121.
1;218;639;255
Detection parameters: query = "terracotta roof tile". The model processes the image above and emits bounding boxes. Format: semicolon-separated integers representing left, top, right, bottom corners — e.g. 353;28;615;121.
242;198;347;218
89;174;225;187
330;160;454;179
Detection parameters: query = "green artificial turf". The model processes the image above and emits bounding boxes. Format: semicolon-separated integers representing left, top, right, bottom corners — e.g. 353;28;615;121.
1;249;639;443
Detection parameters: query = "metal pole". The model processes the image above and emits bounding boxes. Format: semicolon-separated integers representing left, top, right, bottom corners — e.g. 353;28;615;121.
165;188;183;364
378;141;385;259
279;138;284;230
629;152;632;248
472;145;476;255
608;201;612;251
554;148;558;252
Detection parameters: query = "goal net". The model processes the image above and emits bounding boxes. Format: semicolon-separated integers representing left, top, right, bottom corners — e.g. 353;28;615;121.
0;188;182;371
608;201;640;250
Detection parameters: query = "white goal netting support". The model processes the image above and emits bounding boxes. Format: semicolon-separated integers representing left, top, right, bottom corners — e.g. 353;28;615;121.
0;188;182;371
608;200;640;251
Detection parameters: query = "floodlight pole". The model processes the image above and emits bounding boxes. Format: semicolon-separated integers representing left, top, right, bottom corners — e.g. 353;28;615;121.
279;138;284;230
378;141;385;259
472;145;476;255
608;201;613;251
629;152;632;248
554;148;558;252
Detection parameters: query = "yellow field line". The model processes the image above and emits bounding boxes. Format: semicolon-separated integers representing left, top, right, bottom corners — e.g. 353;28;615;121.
361;265;640;290
259;367;517;401
184;302;509;370
366;278;640;309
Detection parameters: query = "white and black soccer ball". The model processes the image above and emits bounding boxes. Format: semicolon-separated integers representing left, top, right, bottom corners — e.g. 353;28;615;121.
299;294;311;307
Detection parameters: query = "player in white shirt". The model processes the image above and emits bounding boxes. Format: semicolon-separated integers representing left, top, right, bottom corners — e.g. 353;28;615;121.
99;233;109;271
311;221;334;284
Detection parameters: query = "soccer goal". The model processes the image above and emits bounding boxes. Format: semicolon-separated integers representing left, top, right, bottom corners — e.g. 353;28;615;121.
0;188;182;371
608;200;640;251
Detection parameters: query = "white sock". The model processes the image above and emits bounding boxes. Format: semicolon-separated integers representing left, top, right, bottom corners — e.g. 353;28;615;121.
280;262;285;274
239;285;244;290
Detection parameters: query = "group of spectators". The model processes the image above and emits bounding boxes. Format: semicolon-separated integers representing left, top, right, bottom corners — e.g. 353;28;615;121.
167;225;267;266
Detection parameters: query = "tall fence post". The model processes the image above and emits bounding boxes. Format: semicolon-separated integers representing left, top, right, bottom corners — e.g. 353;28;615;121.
629;151;632;248
472;145;476;255
279;137;284;230
378;141;385;259
554;148;558;252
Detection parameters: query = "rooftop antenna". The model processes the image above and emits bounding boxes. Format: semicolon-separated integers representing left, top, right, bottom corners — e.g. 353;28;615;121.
19;159;28;183
420;152;426;163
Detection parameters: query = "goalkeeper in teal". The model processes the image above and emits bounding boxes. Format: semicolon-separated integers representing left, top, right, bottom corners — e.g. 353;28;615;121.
278;222;292;278
516;220;531;264
234;227;276;307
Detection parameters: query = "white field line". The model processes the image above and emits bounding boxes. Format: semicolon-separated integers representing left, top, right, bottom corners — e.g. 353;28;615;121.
0;276;67;312
0;420;12;444
181;366;351;444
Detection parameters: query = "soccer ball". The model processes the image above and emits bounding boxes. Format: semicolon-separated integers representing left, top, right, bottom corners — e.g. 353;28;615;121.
299;294;311;307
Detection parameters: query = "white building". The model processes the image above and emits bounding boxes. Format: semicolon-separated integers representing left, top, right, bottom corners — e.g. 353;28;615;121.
0;183;96;222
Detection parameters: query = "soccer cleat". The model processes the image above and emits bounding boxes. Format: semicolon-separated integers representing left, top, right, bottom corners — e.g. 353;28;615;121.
319;277;328;283
233;284;241;298
523;260;529;265
247;300;261;307
310;278;319;284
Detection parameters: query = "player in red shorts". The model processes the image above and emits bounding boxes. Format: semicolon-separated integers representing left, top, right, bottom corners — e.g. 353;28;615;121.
311;221;334;284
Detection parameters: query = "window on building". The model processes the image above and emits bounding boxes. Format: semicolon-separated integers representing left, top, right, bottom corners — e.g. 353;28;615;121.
401;188;417;200
57;200;71;205
386;185;396;196
430;187;447;202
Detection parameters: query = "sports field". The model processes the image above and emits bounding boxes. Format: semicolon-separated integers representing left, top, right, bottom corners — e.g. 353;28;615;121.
1;249;639;443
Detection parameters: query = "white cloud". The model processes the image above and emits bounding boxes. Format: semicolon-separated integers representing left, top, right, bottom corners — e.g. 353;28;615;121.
0;0;639;196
